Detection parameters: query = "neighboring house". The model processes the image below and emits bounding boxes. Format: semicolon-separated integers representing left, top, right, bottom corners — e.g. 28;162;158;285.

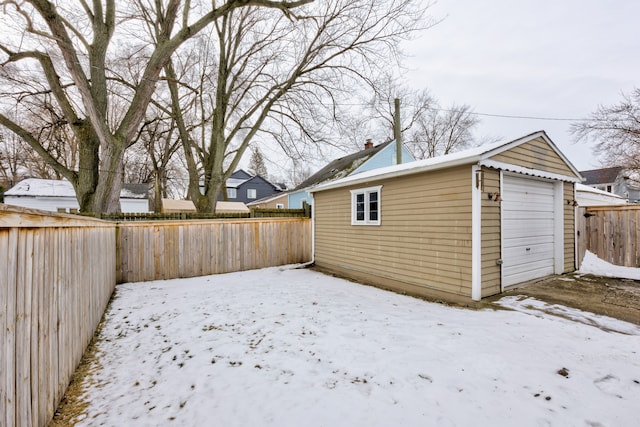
246;192;289;209
580;166;640;203
208;170;283;205
575;183;626;206
162;199;250;214
309;130;582;303
4;178;150;213
288;139;414;208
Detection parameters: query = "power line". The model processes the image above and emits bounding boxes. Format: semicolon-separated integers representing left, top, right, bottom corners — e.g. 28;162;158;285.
457;110;583;122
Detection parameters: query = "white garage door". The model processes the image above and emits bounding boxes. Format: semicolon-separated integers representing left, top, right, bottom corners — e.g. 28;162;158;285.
502;175;556;287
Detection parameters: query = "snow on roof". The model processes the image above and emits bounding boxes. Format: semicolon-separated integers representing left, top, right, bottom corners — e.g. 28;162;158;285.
575;183;625;198
5;178;147;199
575;183;627;206
310;131;581;192
5;178;77;197
226;177;251;188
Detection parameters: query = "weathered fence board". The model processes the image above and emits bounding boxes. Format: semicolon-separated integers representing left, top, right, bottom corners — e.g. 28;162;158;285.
115;218;312;283
577;205;640;268
1;205;116;427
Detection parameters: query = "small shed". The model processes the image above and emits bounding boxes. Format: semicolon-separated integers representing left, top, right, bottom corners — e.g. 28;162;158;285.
575;183;627;206
247;192;289;209
310;131;583;302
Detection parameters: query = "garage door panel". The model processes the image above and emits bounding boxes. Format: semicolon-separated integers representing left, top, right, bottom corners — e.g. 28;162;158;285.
503;220;554;237
503;243;554;265
504;236;553;251
503;258;555;274
504;201;555;212
502;175;556;287
502;265;555;285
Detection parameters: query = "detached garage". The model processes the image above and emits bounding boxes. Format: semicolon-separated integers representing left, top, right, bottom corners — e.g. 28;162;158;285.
309;131;583;302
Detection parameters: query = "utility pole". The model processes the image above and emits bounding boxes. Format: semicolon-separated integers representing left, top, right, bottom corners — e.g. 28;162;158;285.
394;98;402;164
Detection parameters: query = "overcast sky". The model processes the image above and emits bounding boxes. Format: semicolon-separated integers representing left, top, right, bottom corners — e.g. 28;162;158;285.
402;0;639;171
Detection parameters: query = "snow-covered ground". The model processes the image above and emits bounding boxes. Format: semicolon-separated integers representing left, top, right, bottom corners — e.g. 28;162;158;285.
579;250;640;280
75;266;640;427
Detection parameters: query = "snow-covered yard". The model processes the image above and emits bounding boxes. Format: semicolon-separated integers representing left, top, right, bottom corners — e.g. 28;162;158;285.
73;265;640;426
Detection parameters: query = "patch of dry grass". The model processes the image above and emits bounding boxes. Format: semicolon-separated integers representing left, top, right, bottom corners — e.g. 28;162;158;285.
50;291;118;426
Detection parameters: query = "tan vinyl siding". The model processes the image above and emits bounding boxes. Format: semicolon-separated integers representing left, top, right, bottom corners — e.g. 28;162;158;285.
254;194;289;209
480;168;501;297
564;182;576;272
314;165;473;299
251;194;288;209
490;137;576;176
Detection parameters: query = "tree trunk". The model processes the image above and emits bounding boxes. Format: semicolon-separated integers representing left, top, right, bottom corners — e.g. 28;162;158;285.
74;122;100;212
92;141;125;213
153;168;165;213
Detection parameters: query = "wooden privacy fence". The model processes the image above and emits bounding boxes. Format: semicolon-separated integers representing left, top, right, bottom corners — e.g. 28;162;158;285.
577;205;640;268
116;217;312;283
0;205;116;427
83;206;311;222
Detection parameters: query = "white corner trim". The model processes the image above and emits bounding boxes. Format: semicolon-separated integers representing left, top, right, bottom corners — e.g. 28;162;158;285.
554;181;565;274
499;170;505;292
471;165;482;301
311;192;315;264
574;184;579;270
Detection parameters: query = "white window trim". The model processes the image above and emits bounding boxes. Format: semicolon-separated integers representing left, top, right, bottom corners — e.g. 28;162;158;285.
350;185;382;226
227;188;237;199
247;188;257;199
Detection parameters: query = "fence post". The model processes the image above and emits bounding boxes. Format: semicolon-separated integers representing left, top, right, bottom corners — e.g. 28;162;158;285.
303;201;312;218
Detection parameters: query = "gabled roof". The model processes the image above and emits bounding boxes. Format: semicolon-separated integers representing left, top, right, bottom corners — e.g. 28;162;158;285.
204;170;283;191
246;191;289;206
231;169;253;180
6;178;77;197
121;183;149;199
579;166;624;185
226;177;252;188
294;140;394;191
310;131;582;193
5;178;148;199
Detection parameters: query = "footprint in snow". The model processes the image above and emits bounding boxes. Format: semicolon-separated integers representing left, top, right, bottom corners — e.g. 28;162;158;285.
593;374;623;398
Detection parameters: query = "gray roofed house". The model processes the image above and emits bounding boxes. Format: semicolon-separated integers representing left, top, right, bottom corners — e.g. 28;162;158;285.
579;166;640;203
214;169;283;204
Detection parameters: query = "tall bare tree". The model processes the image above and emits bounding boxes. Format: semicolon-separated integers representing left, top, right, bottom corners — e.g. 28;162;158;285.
572;88;640;169
248;146;269;179
159;0;431;212
407;104;479;159
0;0;310;212
0;131;28;186
339;75;482;160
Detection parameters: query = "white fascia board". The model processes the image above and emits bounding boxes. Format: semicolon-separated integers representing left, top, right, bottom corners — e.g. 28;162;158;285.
479;160;582;183
309;155;481;193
